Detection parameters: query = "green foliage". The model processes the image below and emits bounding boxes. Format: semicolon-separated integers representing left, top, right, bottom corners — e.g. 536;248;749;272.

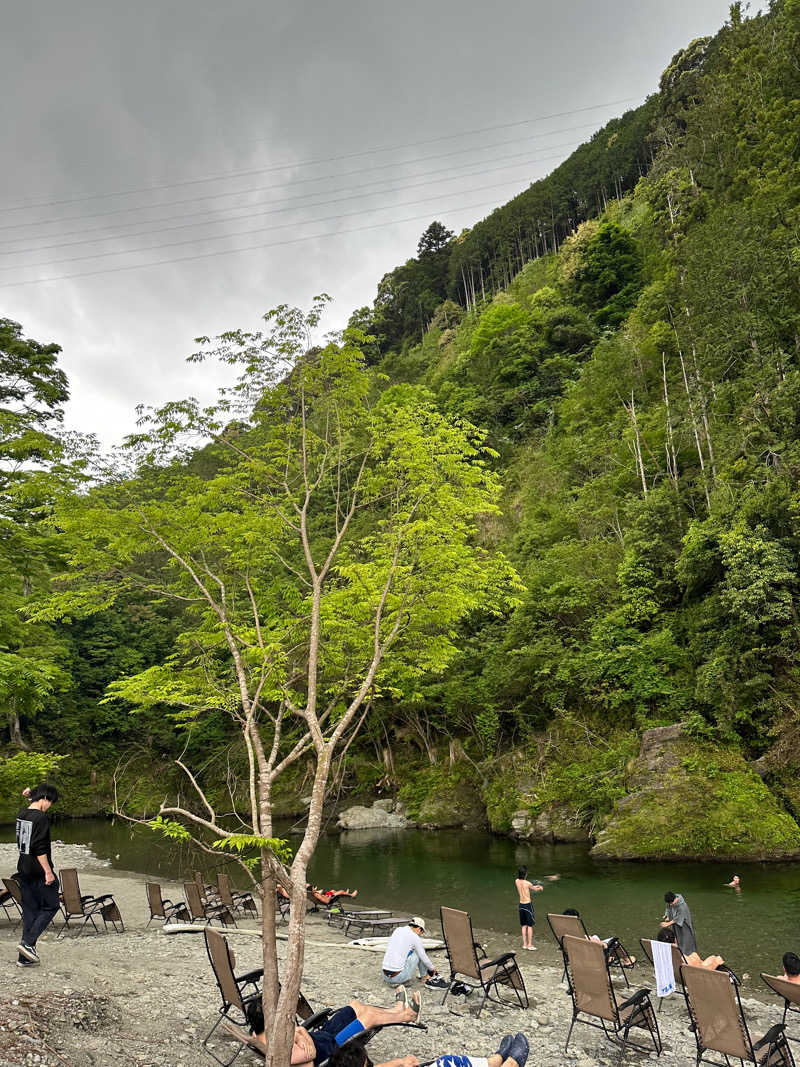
0;752;63;820
211;833;293;864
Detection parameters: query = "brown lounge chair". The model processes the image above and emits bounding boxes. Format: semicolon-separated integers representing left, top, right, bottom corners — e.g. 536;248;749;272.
762;974;800;1031
184;880;235;927
203;928;338;1065
202;926;268;1065
440;905;528;1017
0;877;22;927
682;964;794;1067
146;882;190;927
546;912;635;987
217;873;258;920
561;934;661;1063
57;868;124;937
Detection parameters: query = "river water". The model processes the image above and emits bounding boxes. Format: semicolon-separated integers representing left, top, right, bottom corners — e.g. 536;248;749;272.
5;817;798;977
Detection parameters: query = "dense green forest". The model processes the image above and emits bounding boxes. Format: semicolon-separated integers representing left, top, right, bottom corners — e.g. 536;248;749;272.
2;0;800;857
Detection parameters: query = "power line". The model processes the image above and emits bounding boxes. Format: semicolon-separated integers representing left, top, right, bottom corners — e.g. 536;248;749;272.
0;118;607;235
1;143;581;259
0;173;549;273
0;191;528;289
0;95;641;215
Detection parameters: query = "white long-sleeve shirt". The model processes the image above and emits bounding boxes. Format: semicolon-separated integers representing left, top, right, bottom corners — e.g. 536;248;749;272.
382;924;435;973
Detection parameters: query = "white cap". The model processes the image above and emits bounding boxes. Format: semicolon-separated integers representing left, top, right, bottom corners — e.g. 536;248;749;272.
410;916;426;933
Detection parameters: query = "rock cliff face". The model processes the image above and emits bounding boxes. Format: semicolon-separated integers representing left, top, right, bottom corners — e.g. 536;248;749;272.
592;723;800;861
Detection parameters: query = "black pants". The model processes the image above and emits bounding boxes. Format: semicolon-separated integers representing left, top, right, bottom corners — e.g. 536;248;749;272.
19;876;60;946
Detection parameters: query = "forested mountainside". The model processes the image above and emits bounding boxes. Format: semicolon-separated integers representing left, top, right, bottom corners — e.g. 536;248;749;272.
2;1;800;858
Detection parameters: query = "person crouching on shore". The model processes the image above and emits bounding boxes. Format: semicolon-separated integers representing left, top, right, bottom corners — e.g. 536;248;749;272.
382;918;447;989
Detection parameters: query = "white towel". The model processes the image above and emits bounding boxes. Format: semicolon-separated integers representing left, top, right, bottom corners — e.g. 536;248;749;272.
651;938;675;998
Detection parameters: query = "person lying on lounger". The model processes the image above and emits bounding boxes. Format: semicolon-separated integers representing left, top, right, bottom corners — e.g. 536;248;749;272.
244;988;421;1065
656;927;724;970
310;886;359;905
324;1030;531;1067
562;908;636;966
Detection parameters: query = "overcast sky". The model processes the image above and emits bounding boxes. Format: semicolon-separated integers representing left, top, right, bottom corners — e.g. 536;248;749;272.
1;0;732;447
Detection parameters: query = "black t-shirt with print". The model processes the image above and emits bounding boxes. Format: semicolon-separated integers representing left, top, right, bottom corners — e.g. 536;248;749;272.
16;807;52;881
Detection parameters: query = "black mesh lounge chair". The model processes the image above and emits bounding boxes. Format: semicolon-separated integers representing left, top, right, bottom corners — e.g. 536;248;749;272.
547;912;635;987
440;906;528;1017
561;934;661;1064
0;877;22;927
682;964;794;1067
328;906;392;928
342;914;413;938
146;882;190;927
761;974;800;1032
58;868;124;937
217;873;258;919
185;881;235;927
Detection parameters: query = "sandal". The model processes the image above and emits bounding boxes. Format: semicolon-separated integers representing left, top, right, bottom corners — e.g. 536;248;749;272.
410;990;422;1025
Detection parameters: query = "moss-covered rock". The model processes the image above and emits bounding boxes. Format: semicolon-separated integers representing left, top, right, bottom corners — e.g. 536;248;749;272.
399;761;487;829
593;724;800;860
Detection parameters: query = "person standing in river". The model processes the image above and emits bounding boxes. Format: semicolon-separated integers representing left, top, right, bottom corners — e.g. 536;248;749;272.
660;890;697;956
14;783;60;967
514;866;545;950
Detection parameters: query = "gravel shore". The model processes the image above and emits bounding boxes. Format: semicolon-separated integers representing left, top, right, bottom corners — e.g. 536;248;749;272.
0;843;787;1066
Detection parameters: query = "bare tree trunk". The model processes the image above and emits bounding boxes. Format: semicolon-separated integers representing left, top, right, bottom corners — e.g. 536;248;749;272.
662;352;680;492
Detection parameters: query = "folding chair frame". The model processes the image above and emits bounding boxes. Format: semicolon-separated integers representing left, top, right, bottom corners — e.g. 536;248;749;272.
561;935;661;1066
682;964;794;1067
440;906;528;1018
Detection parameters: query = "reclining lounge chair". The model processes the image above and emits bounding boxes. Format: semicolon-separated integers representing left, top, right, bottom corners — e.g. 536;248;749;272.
761;973;800;1032
547;912;635;986
561;934;661;1063
58;868;124;937
0;877;22;927
440;905;528;1017
185;881;235;927
217;873;258;920
682;964;794;1067
146;882;190;927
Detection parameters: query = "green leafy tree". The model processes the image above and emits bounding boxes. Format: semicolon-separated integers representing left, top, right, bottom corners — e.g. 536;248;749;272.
37;298;520;1065
0;319;73;747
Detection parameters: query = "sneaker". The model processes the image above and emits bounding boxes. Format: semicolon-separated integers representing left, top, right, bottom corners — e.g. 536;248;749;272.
507;1033;529;1067
425;975;448;989
17;942;38;963
451;981;472;997
16;956;37;968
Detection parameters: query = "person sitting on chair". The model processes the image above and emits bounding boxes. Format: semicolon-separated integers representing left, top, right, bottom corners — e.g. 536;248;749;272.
244;989;421;1065
657;927;724;970
782;952;800;984
562;908;636;967
325;1030;530;1067
310;886;359;905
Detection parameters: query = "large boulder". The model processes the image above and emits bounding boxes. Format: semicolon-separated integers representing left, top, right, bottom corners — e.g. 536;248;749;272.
593;723;800;861
337;803;409;830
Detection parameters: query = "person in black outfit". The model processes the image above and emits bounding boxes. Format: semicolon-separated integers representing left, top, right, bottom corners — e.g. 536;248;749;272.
15;783;59;966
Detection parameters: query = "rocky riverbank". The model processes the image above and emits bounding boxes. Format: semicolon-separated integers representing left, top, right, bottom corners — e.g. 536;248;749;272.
0;843;788;1066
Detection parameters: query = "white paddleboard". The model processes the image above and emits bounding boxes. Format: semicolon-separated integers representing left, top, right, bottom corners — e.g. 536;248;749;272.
347;935;444;952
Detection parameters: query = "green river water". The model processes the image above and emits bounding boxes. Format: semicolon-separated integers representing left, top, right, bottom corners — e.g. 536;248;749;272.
5;817;799;978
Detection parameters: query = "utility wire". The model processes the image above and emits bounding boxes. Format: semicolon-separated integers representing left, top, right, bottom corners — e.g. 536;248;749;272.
1;143;581;259
0;191;527;289
0;96;641;215
0;173;546;273
0;118;606;234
